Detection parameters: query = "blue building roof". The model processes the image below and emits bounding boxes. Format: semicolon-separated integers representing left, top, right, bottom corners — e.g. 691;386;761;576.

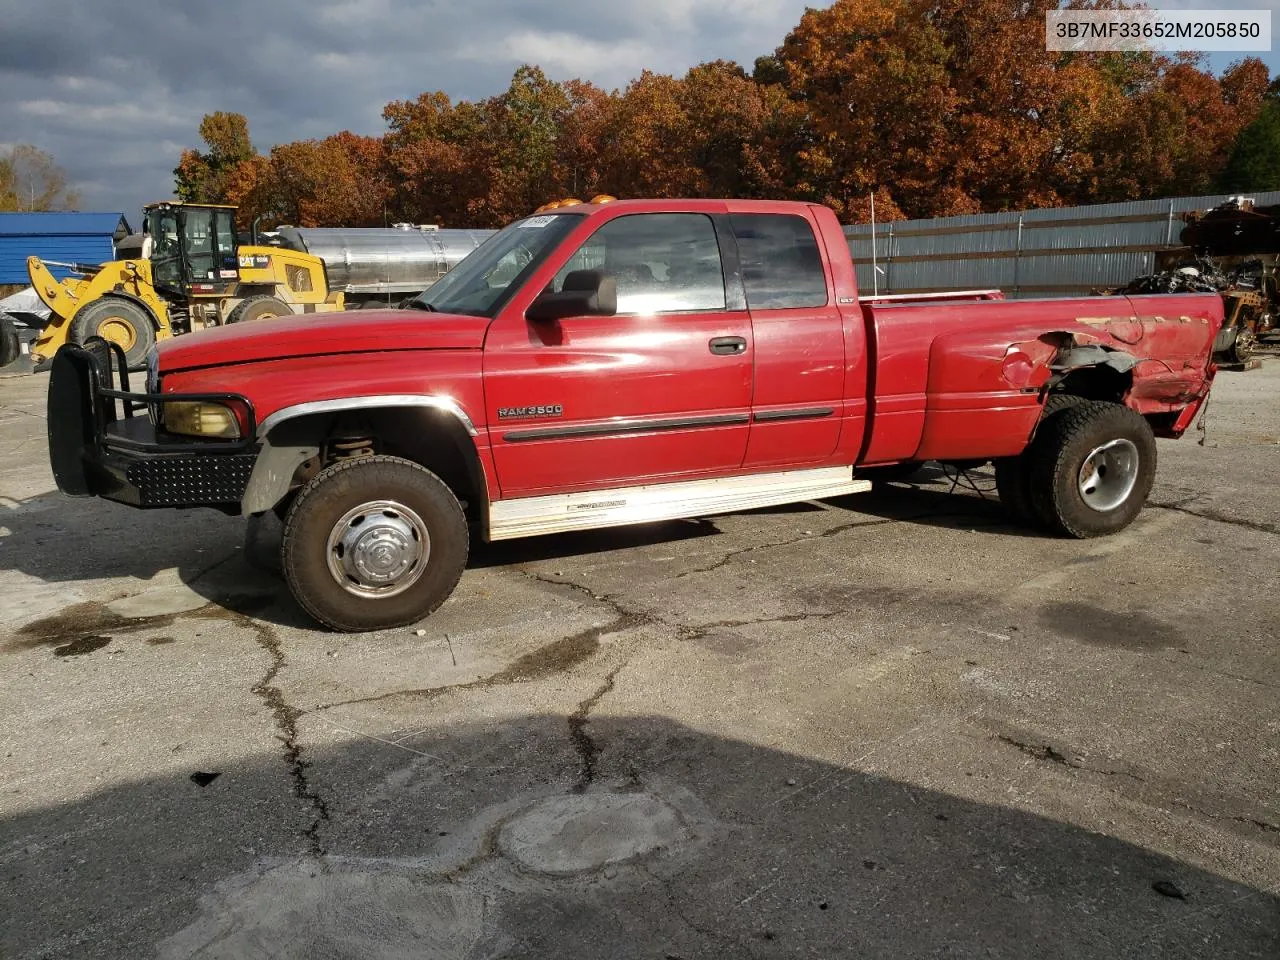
0;212;129;238
0;212;130;285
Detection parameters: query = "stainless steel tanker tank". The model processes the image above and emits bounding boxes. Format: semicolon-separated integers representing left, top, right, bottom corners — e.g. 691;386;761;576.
275;225;496;300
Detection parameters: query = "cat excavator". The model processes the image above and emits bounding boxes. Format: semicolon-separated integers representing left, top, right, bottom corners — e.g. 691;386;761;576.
27;201;344;368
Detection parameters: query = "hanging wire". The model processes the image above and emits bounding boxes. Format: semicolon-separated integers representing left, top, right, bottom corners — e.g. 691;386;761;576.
939;462;999;500
1195;390;1211;447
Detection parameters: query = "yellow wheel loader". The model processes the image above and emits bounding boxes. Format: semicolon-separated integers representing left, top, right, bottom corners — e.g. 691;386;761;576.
28;202;344;367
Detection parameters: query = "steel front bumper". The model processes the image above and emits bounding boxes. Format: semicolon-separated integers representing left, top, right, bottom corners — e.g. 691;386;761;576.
47;341;259;511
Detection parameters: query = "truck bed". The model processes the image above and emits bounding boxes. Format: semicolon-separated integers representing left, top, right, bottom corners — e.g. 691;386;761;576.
857;292;1223;465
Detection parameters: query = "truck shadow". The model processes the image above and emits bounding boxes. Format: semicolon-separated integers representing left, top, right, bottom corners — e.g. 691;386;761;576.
841;465;1047;538
0;490;305;628
1;470;1038;633
1;713;1275;958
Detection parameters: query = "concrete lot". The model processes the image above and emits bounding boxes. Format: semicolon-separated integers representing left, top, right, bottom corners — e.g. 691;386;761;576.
1;363;1277;959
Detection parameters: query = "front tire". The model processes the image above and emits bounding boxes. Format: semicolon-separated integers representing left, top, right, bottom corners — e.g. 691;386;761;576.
69;298;156;368
281;455;469;631
1028;401;1156;538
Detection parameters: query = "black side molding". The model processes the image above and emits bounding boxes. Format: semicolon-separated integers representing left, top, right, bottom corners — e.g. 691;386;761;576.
752;407;835;423
504;412;749;443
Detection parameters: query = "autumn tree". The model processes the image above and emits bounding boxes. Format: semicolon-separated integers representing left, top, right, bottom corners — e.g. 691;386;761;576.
174;112;258;205
593;62;787;201
259;132;391;227
1088;56;1271;201
384;91;493;225
759;0;1271;218
384;67;614;228
0;145;80;211
1218;99;1280;192
598;71;705;197
176;6;1273;230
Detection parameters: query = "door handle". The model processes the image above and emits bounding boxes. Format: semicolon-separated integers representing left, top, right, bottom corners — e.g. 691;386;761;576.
708;336;747;356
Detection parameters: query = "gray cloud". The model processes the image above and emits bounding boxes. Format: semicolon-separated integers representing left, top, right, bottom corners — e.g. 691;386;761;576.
0;0;814;218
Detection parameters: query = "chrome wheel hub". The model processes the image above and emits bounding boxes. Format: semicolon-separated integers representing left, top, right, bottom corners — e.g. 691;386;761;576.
1077;438;1139;512
325;500;429;598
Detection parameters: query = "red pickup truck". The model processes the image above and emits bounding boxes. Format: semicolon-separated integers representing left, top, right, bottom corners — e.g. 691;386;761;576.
47;199;1221;631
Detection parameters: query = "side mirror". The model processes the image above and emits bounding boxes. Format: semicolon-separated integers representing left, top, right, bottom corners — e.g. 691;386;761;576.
526;269;617;322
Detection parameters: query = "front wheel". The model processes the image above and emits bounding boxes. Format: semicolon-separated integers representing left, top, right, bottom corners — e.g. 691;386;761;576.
281;455;469;631
1028;401;1156;538
69;297;157;368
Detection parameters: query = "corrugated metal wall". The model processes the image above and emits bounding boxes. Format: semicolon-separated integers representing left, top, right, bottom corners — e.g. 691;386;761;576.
844;192;1280;299
0;213;128;285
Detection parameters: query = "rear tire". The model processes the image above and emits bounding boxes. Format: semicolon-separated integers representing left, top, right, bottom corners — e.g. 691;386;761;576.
227;295;292;324
994;457;1035;523
69;297;156;368
1027;401;1156;538
995;394;1088;525
281;455;468;632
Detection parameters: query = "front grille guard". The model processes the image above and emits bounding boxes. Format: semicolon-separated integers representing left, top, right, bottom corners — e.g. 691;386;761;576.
77;338;258;454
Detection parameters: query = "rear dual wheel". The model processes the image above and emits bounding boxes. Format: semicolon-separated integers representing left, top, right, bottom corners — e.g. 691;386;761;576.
993;395;1084;526
996;398;1156;538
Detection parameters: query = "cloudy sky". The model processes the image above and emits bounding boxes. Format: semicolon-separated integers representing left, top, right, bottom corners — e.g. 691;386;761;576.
2;0;1278;219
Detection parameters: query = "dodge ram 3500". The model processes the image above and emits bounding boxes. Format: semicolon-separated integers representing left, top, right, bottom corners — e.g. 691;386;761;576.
46;199;1222;631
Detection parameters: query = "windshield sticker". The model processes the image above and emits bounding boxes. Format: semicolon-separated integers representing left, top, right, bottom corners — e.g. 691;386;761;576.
519;216;556;229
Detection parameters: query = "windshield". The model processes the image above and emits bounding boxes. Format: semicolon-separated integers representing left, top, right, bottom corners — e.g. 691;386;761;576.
413;213;584;317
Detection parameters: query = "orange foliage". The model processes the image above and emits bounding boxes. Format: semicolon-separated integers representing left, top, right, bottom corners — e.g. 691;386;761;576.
175;0;1272;229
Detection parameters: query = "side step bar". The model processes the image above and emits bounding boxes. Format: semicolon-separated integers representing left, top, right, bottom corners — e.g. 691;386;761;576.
487;466;871;541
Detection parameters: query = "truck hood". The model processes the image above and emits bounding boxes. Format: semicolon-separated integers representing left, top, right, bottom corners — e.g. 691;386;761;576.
157;309;491;373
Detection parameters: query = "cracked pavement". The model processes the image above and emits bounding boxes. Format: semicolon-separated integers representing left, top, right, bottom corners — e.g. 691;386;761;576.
1;362;1279;958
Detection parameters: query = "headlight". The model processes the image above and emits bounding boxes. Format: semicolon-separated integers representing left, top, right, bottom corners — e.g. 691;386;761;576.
163;401;241;439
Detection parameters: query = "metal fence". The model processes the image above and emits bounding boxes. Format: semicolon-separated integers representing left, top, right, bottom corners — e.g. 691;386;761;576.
843;191;1280;299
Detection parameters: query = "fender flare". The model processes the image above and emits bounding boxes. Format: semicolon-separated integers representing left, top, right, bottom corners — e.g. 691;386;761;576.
241;396;482;515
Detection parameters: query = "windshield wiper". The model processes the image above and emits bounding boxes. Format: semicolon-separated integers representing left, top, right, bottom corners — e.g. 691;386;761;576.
404;300;437;312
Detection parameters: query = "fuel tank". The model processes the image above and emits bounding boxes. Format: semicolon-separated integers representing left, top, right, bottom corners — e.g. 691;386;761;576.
275;225;496;296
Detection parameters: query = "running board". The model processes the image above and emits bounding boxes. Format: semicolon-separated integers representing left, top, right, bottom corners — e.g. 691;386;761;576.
487;466;871;541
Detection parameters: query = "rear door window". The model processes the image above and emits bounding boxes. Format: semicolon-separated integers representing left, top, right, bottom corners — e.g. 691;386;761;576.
730;214;828;309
